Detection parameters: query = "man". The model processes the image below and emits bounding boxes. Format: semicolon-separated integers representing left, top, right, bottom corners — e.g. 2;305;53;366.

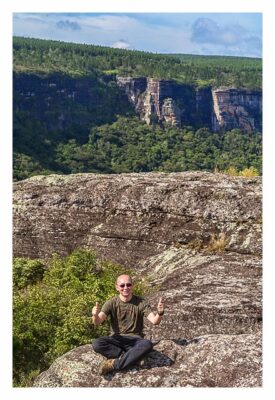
91;274;164;375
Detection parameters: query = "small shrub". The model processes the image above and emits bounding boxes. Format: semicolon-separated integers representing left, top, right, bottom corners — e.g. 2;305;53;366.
239;166;259;177
205;232;227;253
224;166;259;177
225;166;239;176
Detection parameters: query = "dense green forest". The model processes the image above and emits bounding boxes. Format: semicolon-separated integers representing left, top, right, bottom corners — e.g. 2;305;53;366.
14;36;262;88
13;249;148;386
13;36;262;180
14;116;262;180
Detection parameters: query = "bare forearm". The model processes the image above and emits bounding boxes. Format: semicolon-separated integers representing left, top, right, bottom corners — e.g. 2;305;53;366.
152;313;163;325
92;314;102;326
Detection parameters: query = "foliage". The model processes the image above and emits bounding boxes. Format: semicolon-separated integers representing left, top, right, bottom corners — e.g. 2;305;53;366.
13;114;262;180
13;249;145;386
13;36;262;89
53;118;262;175
238;166;259;177
224;165;260;177
206;233;228;253
13;258;45;289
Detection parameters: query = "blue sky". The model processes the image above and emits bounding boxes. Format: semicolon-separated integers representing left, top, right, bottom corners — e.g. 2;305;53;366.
13;12;262;58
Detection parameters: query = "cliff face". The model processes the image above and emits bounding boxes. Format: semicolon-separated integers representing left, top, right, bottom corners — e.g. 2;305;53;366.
14;73;262;134
212;87;262;133
13;73;133;133
117;76;262;132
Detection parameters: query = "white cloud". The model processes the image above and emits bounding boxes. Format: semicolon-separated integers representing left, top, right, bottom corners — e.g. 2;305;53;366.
12;13;262;57
112;39;130;49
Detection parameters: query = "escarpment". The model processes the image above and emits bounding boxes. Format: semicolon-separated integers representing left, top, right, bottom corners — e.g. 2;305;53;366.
117;76;262;132
14;73;262;135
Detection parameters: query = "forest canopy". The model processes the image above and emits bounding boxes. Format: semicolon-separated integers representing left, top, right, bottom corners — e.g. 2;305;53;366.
13;36;262;89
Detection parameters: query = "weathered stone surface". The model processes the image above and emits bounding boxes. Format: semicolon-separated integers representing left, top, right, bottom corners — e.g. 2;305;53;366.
117;76;262;132
142;247;261;339
13;171;262;266
33;333;262;387
212;87;262;133
14;171;262;387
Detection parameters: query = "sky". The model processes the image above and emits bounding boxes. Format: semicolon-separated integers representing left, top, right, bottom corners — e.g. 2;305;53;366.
13;12;262;58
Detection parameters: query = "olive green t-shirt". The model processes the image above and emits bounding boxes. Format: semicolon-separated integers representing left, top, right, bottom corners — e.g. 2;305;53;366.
101;295;152;337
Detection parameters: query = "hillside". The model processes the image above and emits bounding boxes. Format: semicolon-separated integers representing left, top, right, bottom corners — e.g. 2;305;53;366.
13;37;262;88
13;37;262;181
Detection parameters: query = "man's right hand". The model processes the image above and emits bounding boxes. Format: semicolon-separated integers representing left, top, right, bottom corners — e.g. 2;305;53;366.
92;302;100;317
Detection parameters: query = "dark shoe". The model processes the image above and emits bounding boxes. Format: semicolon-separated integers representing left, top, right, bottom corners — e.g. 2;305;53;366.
99;359;116;375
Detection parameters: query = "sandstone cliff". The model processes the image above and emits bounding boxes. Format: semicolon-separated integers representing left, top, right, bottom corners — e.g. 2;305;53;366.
13;171;262;387
14;73;262;135
117;76;262;132
212;87;262;133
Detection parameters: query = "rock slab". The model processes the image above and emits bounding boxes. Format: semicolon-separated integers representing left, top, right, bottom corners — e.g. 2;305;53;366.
33;334;262;387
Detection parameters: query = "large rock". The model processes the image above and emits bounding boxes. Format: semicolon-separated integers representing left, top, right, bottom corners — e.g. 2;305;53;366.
13;171;262;267
14;171;262;387
33;333;262;387
142;247;261;339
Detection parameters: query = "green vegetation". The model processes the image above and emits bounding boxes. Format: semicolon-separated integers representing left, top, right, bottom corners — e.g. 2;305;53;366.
13;117;262;179
13;36;262;89
13;249;146;387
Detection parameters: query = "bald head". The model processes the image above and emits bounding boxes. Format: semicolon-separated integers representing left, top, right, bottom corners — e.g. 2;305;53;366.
116;275;133;301
116;275;132;286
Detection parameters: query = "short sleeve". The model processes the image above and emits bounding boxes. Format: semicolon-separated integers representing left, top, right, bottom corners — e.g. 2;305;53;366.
101;299;113;316
142;300;152;317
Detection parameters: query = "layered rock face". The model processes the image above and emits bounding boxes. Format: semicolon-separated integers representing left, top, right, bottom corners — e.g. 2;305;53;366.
14;172;262;387
13;171;262;264
212;87;262;133
117;76;262;132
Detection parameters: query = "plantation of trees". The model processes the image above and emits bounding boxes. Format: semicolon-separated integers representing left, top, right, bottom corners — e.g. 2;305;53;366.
13;36;262;89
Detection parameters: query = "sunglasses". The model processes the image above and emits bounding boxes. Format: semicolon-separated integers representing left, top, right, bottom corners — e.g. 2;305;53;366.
119;283;132;288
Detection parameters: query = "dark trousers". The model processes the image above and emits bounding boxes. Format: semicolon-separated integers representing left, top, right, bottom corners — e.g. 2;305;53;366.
92;334;153;371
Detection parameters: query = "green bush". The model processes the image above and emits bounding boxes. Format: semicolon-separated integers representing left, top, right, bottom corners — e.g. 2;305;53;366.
13;258;45;289
13;249;144;386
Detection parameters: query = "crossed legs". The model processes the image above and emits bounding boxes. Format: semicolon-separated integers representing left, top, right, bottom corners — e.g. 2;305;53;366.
92;334;153;370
